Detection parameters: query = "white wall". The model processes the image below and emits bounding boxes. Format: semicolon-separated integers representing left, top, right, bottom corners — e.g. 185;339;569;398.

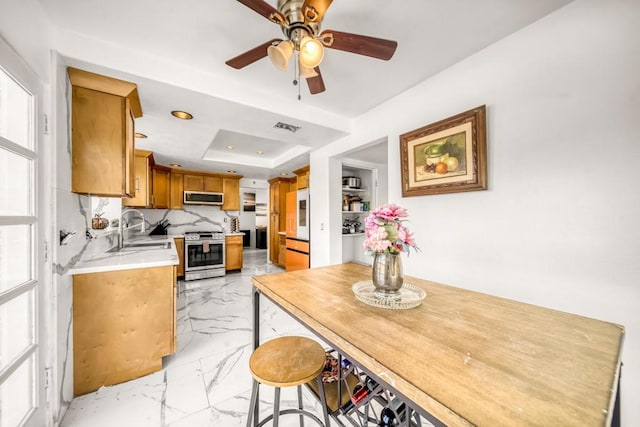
310;0;640;423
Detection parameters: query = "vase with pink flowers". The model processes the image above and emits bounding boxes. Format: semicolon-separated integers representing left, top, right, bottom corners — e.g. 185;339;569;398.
363;204;419;299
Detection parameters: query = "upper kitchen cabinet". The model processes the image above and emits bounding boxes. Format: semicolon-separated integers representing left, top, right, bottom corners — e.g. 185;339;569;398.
122;150;153;208
183;174;222;192
152;165;171;209
169;172;184;210
293;165;310;189
222;178;240;211
68;67;142;196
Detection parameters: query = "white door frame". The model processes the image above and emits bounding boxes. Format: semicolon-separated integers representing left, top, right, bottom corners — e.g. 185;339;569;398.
0;35;50;427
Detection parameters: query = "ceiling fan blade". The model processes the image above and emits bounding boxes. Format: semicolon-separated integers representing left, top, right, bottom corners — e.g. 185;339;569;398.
236;0;285;24
320;30;398;60
306;67;325;94
225;39;281;69
301;0;333;23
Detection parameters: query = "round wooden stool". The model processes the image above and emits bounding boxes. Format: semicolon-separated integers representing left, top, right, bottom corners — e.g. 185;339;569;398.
246;336;331;427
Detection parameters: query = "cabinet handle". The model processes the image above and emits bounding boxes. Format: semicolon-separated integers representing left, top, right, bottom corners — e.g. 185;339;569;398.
135;177;140;192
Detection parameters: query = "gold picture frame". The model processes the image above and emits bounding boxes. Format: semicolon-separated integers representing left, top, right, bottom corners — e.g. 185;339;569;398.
400;105;487;197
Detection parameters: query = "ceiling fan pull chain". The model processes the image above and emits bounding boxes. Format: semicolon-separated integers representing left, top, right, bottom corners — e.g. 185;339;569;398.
294;54;302;100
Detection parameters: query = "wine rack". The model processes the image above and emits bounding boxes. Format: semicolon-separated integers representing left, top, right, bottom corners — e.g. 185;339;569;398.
306;349;429;427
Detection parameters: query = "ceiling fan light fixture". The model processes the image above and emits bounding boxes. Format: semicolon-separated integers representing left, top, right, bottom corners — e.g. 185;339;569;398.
299;63;318;78
268;40;294;71
299;36;324;68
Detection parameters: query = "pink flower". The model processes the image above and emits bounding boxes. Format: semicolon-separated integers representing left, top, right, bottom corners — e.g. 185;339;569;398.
363;204;419;255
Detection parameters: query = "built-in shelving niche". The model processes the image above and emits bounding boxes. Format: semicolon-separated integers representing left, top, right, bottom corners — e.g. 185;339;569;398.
341;161;378;266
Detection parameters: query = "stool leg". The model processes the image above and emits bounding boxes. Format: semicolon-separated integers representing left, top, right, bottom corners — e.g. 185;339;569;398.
246;380;259;427
297;385;305;427
273;387;281;427
316;375;331;427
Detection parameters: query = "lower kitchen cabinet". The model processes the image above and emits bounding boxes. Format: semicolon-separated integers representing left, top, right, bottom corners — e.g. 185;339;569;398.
277;233;287;267
285;238;310;271
225;235;243;271
72;265;176;396
174;237;185;277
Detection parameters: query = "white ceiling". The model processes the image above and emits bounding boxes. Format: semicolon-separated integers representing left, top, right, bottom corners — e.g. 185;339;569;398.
39;0;574;180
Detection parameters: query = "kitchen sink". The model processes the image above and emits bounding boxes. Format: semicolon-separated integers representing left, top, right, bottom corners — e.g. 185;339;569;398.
109;241;172;252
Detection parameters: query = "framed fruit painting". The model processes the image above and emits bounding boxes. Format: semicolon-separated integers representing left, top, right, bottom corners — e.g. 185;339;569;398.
400;105;487;196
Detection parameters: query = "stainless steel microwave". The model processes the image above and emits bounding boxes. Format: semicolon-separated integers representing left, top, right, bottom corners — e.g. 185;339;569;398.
183;191;224;206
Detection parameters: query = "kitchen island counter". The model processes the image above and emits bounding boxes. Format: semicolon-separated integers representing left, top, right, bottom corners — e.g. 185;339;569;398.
251;263;624;427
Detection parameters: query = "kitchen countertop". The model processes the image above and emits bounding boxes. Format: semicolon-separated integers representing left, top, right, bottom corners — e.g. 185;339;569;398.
68;236;179;275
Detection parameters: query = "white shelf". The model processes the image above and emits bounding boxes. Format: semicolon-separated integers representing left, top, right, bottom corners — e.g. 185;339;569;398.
342;210;369;214
342;187;368;193
342;232;365;237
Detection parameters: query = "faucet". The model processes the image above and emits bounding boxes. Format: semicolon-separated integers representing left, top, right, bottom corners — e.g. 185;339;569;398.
118;208;146;249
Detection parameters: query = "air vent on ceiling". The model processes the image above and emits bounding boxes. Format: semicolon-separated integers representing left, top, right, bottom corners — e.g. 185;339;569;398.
274;122;301;133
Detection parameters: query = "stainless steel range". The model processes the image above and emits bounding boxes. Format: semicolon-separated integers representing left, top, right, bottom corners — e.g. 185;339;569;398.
184;231;225;281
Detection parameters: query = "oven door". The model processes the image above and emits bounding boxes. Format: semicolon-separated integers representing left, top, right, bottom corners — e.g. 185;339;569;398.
185;240;225;271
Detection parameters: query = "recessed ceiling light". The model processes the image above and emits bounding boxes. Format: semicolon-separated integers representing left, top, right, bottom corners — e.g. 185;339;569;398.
170;163;182;168
226;145;234;150
227;170;236;173
280;172;288;176
134;132;147;139
256;150;264;155
171;110;193;120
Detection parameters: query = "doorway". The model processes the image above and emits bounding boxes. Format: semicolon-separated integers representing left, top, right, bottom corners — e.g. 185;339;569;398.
0;37;46;427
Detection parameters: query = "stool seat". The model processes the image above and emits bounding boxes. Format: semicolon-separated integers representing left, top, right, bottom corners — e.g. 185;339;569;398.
250;336;326;388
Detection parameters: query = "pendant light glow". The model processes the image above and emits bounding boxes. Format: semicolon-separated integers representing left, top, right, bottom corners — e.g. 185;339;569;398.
299;36;324;68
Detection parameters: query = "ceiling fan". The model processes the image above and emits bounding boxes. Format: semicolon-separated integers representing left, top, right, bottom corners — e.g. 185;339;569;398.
225;0;398;95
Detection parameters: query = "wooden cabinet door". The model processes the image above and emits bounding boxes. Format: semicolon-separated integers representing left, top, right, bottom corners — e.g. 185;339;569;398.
169;172;184;209
222;178;240;211
278;182;288;230
73;266;174;395
278;234;287;267
270;182;280;214
183;174;203;191
225;235;243;271
71;86;127;196
174;237;185;277
296;172;309;189
124;100;135;197
203;176;223;192
69;68;141;197
152;168;169;208
269;214;279;264
285;191;297;238
123;154;150;207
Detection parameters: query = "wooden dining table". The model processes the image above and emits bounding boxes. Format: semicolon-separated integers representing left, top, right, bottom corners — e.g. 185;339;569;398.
251;263;624;427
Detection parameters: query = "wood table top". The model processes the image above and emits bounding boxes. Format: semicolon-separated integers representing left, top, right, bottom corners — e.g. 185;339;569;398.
251;263;624;427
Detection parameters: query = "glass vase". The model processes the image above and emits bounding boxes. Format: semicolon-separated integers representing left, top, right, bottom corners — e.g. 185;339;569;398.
372;252;403;300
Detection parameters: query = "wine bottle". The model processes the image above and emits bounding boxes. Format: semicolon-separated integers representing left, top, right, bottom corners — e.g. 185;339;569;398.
378;397;406;427
340;384;362;414
365;375;381;394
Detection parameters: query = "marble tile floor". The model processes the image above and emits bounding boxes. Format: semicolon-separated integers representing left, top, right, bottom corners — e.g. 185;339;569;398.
60;249;329;427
